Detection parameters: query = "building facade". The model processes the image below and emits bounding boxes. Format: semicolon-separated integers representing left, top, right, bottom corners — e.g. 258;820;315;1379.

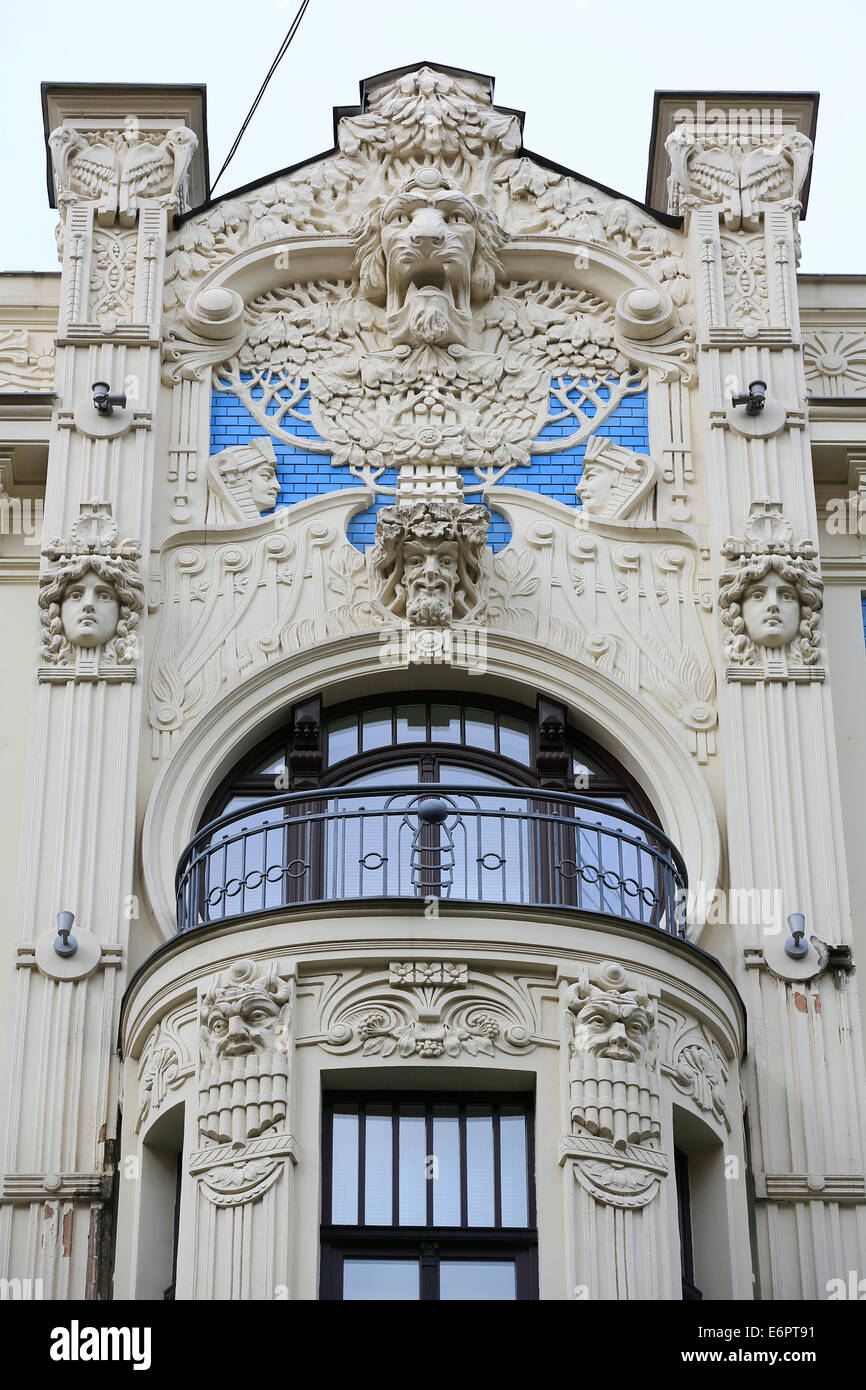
0;64;865;1301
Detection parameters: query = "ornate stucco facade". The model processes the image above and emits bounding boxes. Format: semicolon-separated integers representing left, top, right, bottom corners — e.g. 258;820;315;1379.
0;65;864;1301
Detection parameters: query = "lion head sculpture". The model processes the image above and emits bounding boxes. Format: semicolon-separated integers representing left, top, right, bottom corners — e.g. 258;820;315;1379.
351;167;506;347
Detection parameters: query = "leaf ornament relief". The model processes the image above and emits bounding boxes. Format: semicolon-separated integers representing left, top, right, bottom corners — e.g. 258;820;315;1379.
150;65;710;762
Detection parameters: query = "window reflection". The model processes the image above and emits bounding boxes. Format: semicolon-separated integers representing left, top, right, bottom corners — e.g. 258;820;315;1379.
324;1095;536;1302
343;1259;420;1300
439;1261;517;1301
327;1097;531;1231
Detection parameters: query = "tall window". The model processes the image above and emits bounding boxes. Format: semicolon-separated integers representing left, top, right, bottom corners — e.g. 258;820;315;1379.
320;1093;537;1300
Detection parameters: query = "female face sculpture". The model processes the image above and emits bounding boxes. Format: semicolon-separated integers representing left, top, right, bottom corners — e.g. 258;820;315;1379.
248;461;280;513
60;569;120;649
205;439;281;524
576;463;614;514
741;570;801;649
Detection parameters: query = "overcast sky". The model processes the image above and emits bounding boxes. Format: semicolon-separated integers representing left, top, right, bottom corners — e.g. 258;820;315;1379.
2;0;864;274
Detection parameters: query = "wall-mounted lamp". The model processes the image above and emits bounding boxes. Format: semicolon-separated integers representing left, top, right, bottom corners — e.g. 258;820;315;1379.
731;380;767;415
785;912;809;959
91;381;127;417
53;910;78;958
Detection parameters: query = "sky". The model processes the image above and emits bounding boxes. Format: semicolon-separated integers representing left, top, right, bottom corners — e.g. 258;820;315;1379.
2;0;865;274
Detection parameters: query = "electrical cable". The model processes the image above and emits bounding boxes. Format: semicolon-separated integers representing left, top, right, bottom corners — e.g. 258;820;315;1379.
210;0;311;197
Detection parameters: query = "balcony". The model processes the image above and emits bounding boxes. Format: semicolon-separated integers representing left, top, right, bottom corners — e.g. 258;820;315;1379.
175;785;687;937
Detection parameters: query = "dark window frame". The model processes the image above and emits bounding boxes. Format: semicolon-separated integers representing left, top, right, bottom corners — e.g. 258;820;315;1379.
200;690;656;829
675;1146;702;1301
320;1090;538;1302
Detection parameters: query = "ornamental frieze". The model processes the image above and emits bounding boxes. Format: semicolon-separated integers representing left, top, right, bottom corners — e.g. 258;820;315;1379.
162;66;692;340
298;962;556;1062
148;66;713;759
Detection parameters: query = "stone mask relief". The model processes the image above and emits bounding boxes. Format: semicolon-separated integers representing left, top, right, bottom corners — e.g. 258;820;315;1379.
205;437;281;524
200;957;291;1063
565;961;661;1153
567;961;657;1067
59;570;120;649
357;166;504;348
369;499;490;626
575;436;658;523
719;502;823;670
571;995;654;1064
38;538;145;669
740;570;802;650
199;958;293;1146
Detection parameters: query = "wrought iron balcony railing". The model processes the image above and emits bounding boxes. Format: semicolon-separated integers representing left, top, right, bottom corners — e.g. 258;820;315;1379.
176;785;688;937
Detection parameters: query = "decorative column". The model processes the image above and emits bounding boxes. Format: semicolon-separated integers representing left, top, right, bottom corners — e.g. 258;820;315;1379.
0;91;199;1296
666;99;866;1297
188;959;297;1300
559;962;674;1299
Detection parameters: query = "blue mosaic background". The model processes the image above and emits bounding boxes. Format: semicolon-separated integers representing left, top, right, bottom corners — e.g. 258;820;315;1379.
210;376;649;554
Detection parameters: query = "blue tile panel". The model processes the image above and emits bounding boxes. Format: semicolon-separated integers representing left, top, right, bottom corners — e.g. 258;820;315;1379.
474;378;650;512
210;376;648;555
862;593;866;648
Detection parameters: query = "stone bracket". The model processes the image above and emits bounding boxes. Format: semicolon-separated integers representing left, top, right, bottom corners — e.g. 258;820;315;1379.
703;328;796;349
189;1132;299;1175
0;1172;112;1203
754;1173;866;1203
726;664;825;684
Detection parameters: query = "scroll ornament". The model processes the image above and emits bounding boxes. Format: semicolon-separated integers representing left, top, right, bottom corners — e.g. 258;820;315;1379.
318;962;540;1061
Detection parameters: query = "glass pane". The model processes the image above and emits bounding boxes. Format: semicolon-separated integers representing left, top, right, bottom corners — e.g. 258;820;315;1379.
396;705;426;743
364;1105;393;1224
432;1106;461;1226
465;1105;495;1226
437;763;512;788
398;1106;427;1225
500;1109;529;1227
439;1260;517;1300
328;715;358;765
204;802;286;922
572;750;605;778
331;1106;359;1224
340;764;421;789
253;753;286;775
572;800;653;923
430;704;460;742
499;715;531;766
217;795;266;817
362;708;392;751
343;1259;420;1300
465;707;496;751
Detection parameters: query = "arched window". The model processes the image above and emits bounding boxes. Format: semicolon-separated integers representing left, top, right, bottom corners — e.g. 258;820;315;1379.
201;692;653;818
177;692;685;935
